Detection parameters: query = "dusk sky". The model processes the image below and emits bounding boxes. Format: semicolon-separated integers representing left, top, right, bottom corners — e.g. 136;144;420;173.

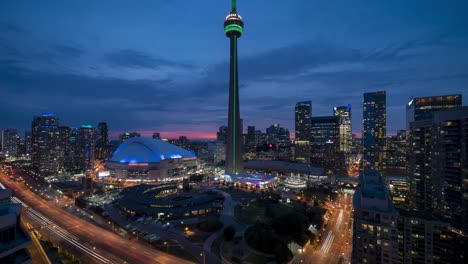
1;0;467;139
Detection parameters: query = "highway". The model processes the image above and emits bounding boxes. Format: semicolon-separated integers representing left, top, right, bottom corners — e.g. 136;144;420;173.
0;171;193;264
302;192;353;264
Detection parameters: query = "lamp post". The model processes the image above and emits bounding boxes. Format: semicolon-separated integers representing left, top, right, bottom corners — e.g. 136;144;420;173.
164;241;168;253
200;251;205;264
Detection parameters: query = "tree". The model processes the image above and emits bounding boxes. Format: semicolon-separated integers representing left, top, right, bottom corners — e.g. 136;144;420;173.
223;225;236;241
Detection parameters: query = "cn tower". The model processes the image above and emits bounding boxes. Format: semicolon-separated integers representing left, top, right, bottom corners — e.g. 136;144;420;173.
224;0;243;174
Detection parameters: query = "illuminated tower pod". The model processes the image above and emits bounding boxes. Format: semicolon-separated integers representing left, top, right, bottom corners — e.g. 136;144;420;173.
224;0;244;174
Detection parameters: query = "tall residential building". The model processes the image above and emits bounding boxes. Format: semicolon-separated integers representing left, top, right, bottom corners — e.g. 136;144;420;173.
352;170;465;264
97;122;108;145
431;107;467;233
78;125;96;171
31;113;60;175
1;129;19;157
224;0;244;174
0;188;32;263
362;91;386;171
406;95;462;212
334;105;352;163
247;126;255;145
95;122;113;161
385;129;407;174
310;116;343;174
295;101;312;141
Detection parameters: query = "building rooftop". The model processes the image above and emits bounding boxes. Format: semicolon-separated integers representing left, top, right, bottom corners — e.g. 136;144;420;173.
353;170;397;213
108;137;196;163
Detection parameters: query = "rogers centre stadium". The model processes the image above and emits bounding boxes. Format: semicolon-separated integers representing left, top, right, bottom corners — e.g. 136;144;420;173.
105;138;197;181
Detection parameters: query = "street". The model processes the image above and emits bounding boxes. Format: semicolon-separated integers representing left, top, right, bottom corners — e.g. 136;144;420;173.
301;192;353;264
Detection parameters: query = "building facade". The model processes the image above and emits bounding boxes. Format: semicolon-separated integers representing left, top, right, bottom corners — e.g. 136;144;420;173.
431;107;467;233
78;125;96;171
1;129;19;157
295;101;312;141
31;113;60;175
311;116;344;175
362;91;386;171
406;95;462;212
352;170;465;264
406;94;461;131
334;105;352;163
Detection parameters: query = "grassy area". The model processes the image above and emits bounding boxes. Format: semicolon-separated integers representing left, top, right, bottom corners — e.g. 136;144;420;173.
234;200;296;225
244;252;274;264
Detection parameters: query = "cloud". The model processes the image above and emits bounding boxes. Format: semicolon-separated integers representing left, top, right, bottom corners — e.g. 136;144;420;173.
103;49;193;69
55;44;84;58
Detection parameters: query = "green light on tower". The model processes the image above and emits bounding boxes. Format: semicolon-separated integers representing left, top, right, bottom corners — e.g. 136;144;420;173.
224;24;243;35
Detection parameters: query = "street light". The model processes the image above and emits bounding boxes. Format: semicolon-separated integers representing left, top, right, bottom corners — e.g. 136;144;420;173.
200;252;205;264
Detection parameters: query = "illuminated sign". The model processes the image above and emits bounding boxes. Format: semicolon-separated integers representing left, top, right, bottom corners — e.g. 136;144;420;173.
98;171;110;177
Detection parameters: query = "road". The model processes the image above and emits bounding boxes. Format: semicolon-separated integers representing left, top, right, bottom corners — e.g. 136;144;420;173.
0;170;193;264
301;192;353;264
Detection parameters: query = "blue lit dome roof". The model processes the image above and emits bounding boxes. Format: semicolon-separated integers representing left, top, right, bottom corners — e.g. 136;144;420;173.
109;138;196;163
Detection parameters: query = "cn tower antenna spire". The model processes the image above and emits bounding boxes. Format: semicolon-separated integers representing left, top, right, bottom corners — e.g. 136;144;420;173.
232;0;236;11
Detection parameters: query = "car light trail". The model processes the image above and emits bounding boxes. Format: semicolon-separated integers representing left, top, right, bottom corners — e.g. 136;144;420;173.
11;196;112;263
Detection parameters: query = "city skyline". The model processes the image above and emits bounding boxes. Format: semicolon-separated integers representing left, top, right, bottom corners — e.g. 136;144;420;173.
1;0;467;139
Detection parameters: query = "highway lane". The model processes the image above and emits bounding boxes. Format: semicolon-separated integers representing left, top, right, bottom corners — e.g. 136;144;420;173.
302;193;353;264
0;171;194;264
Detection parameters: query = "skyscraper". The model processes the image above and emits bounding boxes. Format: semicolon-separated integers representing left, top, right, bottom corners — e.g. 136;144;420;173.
247;126;255;145
97;122;108;146
362;91;386;171
78;125;96;171
333;105;352;163
311;116;343;174
407;94;462;212
431;107;467;233
1;128;19;157
406;94;462;130
31;113;60;175
224;0;244;174
295;101;312;141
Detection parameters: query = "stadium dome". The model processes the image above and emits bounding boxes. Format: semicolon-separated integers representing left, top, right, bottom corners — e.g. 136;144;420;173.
109;138;195;164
